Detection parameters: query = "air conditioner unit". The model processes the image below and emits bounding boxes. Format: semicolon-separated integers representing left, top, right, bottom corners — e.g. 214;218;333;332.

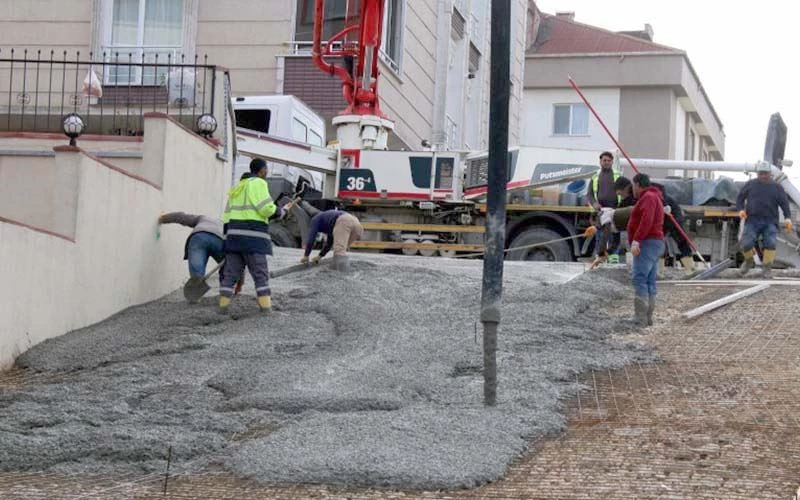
168;68;196;107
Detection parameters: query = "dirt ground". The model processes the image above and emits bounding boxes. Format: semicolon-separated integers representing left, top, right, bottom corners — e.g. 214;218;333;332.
2;278;799;499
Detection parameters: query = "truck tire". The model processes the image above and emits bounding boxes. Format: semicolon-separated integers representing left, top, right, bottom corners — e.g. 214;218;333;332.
507;227;572;262
270;224;297;248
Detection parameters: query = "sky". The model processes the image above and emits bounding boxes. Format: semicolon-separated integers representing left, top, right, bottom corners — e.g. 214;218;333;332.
534;0;799;181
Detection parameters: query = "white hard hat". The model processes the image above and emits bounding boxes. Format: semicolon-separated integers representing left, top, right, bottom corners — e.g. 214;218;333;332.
756;161;772;173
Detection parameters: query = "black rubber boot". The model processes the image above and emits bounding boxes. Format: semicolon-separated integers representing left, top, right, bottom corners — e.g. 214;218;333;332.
647;296;656;326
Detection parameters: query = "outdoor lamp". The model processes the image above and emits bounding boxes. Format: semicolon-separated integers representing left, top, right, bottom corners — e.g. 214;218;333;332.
196;113;217;138
62;113;85;146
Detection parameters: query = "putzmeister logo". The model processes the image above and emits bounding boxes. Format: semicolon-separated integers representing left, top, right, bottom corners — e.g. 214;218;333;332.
539;167;583;180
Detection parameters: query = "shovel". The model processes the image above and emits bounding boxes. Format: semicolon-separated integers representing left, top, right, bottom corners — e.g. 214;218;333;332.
183;259;225;303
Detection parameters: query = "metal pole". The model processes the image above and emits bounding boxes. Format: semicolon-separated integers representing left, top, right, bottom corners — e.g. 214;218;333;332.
481;0;511;407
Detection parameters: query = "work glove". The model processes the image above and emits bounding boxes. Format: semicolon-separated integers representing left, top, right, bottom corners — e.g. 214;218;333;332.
630;240;641;257
583;226;597;238
663;205;672;215
784;220;794;233
310;255;321;265
300;256;309;264
739;210;747;220
599;207;615;226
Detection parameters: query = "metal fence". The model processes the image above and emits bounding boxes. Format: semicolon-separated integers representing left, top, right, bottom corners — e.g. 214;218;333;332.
0;48;217;136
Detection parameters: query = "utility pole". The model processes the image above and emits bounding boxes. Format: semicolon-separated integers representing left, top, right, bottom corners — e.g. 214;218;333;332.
480;0;511;407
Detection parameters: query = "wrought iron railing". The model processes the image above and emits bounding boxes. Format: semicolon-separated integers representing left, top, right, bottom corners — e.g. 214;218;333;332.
0;48;217;136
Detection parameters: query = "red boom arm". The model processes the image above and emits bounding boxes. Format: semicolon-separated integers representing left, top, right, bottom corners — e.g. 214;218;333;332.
312;0;387;118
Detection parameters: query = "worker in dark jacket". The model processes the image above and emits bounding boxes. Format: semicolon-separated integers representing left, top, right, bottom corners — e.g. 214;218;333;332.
301;209;364;271
625;173;664;326
588;151;621;262
736;161;793;278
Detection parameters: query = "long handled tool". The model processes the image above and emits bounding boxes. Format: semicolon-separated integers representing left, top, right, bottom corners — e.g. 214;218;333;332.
568;77;707;268
454;232;589;259
183;259;225;303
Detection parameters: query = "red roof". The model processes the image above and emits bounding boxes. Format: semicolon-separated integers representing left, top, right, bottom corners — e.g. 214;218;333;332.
531;13;680;55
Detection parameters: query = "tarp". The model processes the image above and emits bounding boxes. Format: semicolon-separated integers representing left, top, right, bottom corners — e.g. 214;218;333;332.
657;176;746;207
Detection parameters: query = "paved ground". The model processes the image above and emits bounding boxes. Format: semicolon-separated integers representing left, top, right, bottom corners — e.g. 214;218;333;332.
2;276;799;499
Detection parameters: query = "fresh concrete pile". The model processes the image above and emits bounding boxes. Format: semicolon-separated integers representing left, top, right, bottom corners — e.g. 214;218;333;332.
0;250;655;489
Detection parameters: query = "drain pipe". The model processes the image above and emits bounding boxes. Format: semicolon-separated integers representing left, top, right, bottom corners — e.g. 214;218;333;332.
430;0;451;148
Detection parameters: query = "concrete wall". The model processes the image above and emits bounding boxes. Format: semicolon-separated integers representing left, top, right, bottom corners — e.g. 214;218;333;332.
619;87;674;159
0;115;231;369
197;1;292;95
521;87;620;152
0;0;92;53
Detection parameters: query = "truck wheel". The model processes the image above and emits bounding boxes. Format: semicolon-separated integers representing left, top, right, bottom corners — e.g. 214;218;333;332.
269;224;297;248
507;227;572;262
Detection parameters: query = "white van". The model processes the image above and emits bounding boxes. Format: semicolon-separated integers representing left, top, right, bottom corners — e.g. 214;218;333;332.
232;95;326;194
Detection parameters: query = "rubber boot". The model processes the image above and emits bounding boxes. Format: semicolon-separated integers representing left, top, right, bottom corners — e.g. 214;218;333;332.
620;296;649;328
257;295;272;313
647;296;656;326
332;254;350;272
218;296;231;315
762;249;776;279
739;249;756;277
657;257;666;279
679;256;695;277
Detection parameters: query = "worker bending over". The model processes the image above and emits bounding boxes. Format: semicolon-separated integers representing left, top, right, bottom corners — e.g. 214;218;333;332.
737;161;793;278
301;209;363;271
219;159;283;314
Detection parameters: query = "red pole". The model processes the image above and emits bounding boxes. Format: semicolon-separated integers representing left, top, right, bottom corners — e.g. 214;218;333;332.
568;76;705;261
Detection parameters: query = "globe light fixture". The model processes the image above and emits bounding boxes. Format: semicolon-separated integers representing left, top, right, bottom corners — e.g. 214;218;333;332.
62;113;85;146
196;113;218;138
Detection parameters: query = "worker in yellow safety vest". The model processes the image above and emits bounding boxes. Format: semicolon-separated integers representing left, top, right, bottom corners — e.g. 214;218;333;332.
218;158;284;314
587;151;622;263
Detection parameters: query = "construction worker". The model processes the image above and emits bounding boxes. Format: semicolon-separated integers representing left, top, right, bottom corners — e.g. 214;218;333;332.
300;209;364;271
218;158;282;314
159;210;247;300
158;211;224;284
615;177;695;277
624;173;664;326
736;161;793;278
588;151;621;263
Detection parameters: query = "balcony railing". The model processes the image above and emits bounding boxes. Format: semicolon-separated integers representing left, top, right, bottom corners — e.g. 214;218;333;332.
0;48;216;136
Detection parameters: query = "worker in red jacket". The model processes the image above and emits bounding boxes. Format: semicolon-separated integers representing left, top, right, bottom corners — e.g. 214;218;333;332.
626;173;665;326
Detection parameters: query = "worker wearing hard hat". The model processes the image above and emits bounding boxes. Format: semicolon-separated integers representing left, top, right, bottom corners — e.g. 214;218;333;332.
218;158;283;314
301;209;364;271
736;161;793;279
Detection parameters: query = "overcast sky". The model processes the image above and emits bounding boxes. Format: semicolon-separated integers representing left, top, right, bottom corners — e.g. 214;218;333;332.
534;0;798;180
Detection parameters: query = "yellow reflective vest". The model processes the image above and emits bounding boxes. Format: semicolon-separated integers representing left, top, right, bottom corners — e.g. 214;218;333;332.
222;177;277;254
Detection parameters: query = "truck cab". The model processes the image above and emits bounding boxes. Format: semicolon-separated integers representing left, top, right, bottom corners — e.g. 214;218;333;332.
232;95;326;196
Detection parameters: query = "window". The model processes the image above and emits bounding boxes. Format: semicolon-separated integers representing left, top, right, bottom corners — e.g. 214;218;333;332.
308;129;323;146
292;118;308;142
295;0;354;42
106;0;185;85
234;109;271;134
294;1;404;71
380;0;404;71
553;103;589;136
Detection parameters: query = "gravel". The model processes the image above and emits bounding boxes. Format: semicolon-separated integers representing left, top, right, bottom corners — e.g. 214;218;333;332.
1;249;655;489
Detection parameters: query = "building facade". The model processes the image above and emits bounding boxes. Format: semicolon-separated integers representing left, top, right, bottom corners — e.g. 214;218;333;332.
522;9;725;179
0;0;527;152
